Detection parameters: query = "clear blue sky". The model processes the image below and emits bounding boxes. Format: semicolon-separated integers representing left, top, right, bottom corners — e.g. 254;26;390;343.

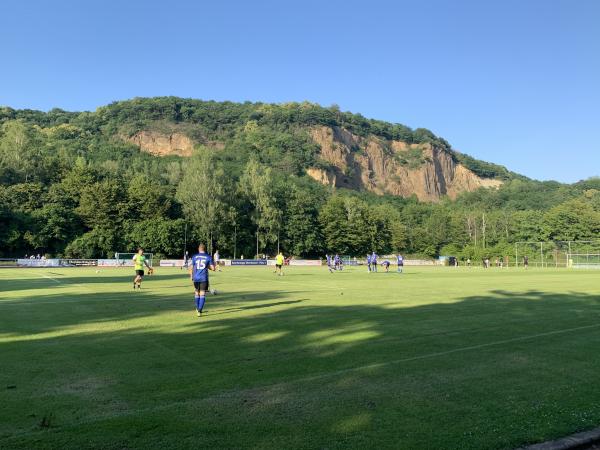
2;0;599;182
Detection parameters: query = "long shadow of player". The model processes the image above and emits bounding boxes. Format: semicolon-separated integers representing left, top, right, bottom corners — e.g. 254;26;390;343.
207;299;306;317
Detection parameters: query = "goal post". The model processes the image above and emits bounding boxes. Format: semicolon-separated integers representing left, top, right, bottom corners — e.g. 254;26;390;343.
514;241;568;268
341;255;359;266
514;241;550;268
568;253;600;269
564;241;600;269
514;240;600;269
114;252;154;267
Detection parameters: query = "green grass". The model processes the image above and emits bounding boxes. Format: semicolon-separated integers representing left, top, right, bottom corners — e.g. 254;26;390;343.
2;265;600;449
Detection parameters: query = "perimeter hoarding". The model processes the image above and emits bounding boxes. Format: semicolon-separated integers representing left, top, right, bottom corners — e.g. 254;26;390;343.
230;260;268;266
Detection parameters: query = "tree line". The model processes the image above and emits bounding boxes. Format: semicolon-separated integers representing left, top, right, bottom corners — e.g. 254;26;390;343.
1;98;600;260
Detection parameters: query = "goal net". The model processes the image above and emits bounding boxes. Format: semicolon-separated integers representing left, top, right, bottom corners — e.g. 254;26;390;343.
515;241;600;268
514;242;553;268
568;254;600;269
341;255;360;266
563;240;600;269
114;252;154;267
514;241;572;268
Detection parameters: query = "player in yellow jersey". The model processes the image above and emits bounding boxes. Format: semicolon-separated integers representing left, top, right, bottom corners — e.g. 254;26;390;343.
132;248;152;289
274;251;285;276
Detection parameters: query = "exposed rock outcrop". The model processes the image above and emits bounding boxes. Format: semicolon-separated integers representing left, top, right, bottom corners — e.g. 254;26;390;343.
306;167;336;186
308;126;502;202
125;124;502;202
126;126;225;157
128;131;195;157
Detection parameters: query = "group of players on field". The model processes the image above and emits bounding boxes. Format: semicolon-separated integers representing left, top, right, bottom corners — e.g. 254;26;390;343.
132;247;405;319
130;247;536;319
326;252;404;273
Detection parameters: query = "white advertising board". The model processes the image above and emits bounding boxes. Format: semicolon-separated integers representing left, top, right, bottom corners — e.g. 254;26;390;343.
160;260;185;267
17;259;61;267
288;259;322;266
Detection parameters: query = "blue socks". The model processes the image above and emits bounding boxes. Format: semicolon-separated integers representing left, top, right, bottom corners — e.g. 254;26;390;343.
195;295;206;312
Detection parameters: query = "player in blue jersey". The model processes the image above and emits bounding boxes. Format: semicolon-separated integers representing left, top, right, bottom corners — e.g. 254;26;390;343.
189;244;216;318
326;254;334;273
371;252;378;272
366;253;372;272
396;254;404;273
382;260;390;272
334;254;342;271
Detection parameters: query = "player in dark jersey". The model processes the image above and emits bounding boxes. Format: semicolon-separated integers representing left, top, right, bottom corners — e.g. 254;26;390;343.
396;254;404;273
371;252;378;272
326;254;334;273
382;260;391;272
367;253;372;272
189;244;215;318
181;250;189;270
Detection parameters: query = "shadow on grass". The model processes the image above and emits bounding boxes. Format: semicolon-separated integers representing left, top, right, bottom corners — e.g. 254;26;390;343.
0;272;189;293
0;288;311;335
3;289;600;449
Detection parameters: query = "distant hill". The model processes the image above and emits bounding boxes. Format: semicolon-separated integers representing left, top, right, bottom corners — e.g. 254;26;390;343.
5;96;598;261
0;97;520;201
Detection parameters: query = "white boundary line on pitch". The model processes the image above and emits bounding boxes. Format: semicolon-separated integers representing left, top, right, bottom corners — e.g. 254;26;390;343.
42;275;61;284
0;294;181;307
40;273;97;293
186;321;600;387
3;320;600;441
319;322;600;377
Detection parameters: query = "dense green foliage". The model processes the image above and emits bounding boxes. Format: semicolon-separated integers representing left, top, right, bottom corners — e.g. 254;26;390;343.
452;151;518;180
1;97;599;259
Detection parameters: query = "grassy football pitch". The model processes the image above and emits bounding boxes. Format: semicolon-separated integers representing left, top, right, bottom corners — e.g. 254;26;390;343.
2;265;600;449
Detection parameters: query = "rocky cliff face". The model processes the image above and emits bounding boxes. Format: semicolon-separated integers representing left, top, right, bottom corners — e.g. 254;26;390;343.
125;125;501;202
308;126;502;201
127;131;195;157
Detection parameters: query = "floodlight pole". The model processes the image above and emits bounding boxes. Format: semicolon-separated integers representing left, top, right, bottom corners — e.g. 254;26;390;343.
234;225;237;260
256;230;259;260
540;242;544;268
515;243;518;268
183;222;188;258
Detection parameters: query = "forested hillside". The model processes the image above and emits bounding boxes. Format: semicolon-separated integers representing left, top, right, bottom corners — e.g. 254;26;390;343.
1;97;599;260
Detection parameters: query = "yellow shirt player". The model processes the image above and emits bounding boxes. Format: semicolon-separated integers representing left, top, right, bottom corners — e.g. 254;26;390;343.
132;248;151;289
275;252;285;276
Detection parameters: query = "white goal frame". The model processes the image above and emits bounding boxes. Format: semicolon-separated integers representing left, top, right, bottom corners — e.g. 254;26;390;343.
514;240;600;269
567;253;600;269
